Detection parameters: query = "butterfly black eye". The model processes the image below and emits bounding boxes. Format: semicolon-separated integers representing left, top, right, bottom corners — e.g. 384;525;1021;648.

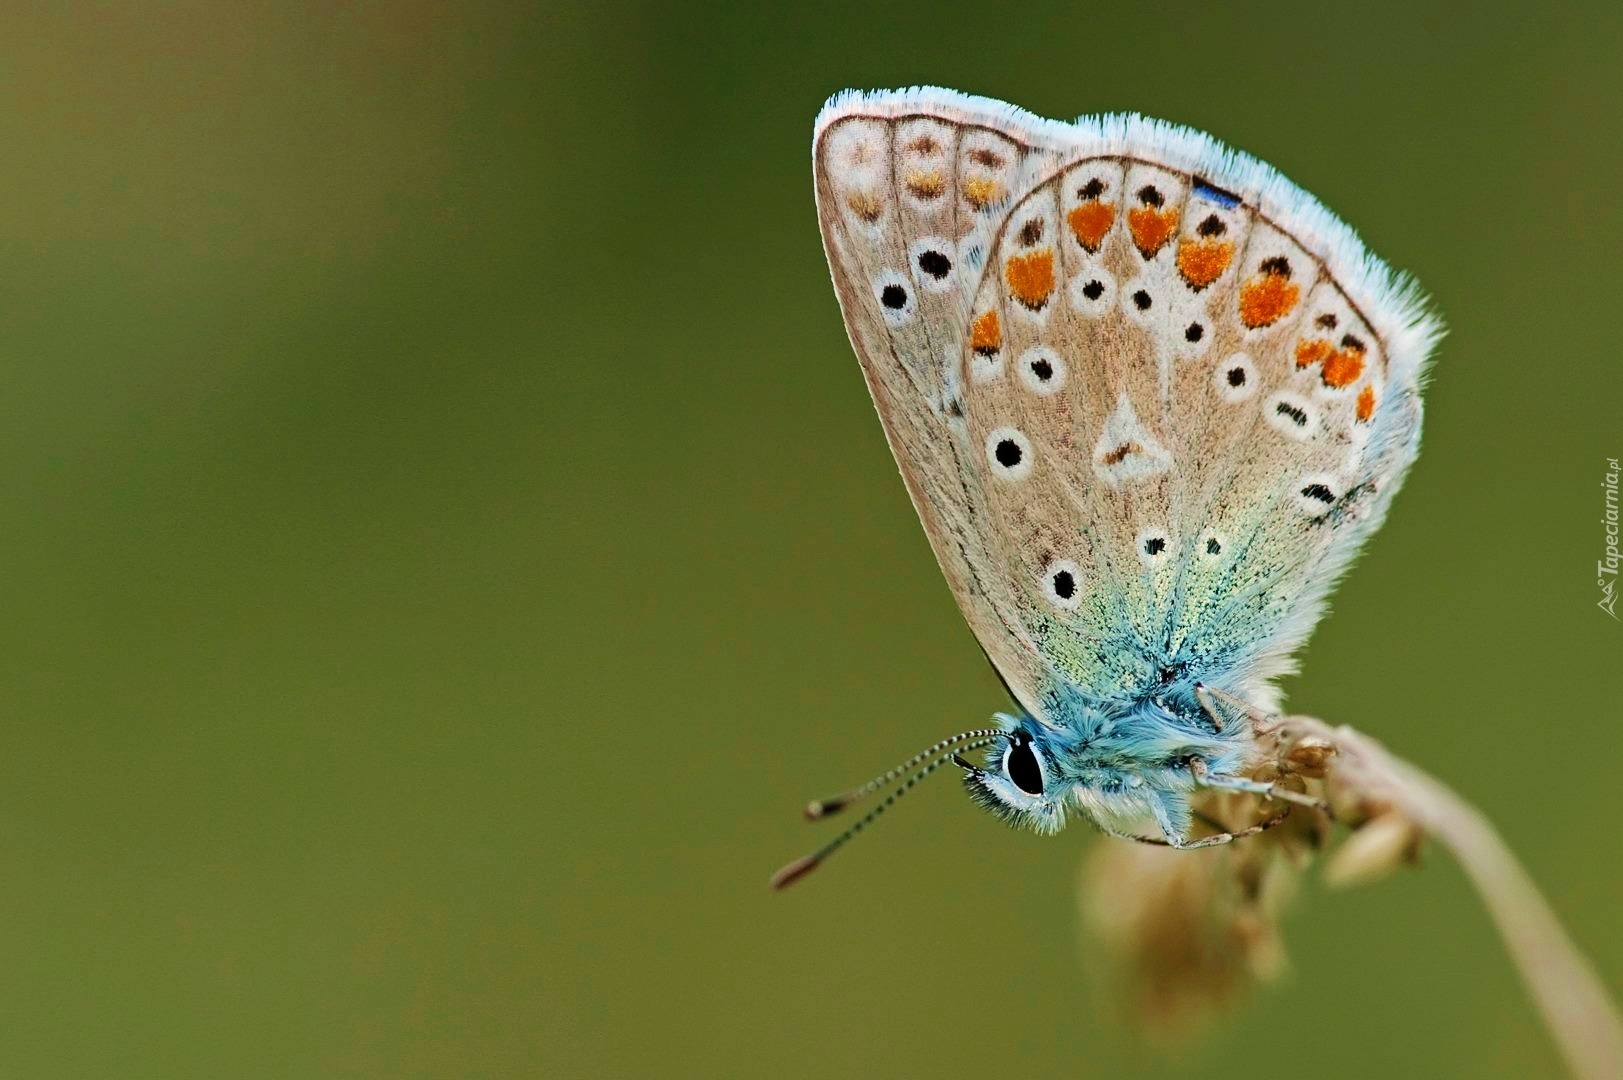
1005;738;1044;796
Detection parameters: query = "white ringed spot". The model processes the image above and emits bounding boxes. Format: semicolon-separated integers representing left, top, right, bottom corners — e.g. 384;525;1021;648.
1196;530;1228;563
872;269;915;327
1068;269;1115;317
908;236;958;294
1293;473;1342;516
1042;559;1082;610
1135;528;1173;568
1216;352;1257;403
985;427;1033;481
1017;346;1066;396
1264;390;1319;440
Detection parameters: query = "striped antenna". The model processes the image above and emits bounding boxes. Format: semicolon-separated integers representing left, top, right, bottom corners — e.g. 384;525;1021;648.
771;735;1003;890
801;727;1007;819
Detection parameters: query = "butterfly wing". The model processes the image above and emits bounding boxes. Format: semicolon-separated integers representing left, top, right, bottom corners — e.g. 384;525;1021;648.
813;94;1067;716
814;88;1440;717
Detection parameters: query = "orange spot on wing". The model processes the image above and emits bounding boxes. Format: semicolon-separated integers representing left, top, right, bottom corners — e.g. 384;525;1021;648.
905;169;945;200
1066;201;1115;253
1004;249;1055;311
1321;342;1367;388
1356;384;1376;422
845;190;884;223
970;309;1002;355
1176;238;1234;289
1101;442;1142;466
1127;206;1179;258
962;176;1004;209
1238;268;1300;329
1295;338;1332;368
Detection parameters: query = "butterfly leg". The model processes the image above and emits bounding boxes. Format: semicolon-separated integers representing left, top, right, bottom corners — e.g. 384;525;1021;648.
1195;683;1282;736
1097;822;1171;847
1190;757;1331;815
1092;798;1193;847
1149;788;1292;849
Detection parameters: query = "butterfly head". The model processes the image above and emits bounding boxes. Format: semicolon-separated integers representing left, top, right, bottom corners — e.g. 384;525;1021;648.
957;715;1070;834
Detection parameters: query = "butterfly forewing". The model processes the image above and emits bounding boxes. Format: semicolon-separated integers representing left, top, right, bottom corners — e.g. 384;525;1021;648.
815;108;1064;714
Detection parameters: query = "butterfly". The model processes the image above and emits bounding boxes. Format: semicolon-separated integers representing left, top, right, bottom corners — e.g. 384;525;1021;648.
772;88;1442;889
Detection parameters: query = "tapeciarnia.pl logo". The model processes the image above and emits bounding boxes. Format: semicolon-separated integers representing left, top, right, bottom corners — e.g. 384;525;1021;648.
1601;457;1620;619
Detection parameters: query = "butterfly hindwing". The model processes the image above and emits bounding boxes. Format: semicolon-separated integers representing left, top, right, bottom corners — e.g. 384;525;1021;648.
815;88;1440;718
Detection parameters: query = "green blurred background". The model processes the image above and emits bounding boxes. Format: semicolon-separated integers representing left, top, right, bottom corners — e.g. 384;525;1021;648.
0;3;1616;1077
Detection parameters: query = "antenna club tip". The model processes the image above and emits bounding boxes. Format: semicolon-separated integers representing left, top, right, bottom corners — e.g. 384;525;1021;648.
804;797;845;820
770;854;821;891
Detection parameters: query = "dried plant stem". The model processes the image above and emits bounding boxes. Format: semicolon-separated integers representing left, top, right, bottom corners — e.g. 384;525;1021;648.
1286;717;1623;1080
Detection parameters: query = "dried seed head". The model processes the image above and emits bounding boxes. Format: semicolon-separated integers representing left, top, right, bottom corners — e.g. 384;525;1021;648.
1078;787;1313;1031
1081;840;1275;1032
1284;735;1337;778
1324;811;1423;889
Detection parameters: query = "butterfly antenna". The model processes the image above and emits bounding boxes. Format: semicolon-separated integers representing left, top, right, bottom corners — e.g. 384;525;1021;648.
771;736;1002;890
802;727;1006;819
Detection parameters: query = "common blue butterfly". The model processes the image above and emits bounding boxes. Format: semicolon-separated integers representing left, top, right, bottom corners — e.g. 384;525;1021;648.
774;88;1441;888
